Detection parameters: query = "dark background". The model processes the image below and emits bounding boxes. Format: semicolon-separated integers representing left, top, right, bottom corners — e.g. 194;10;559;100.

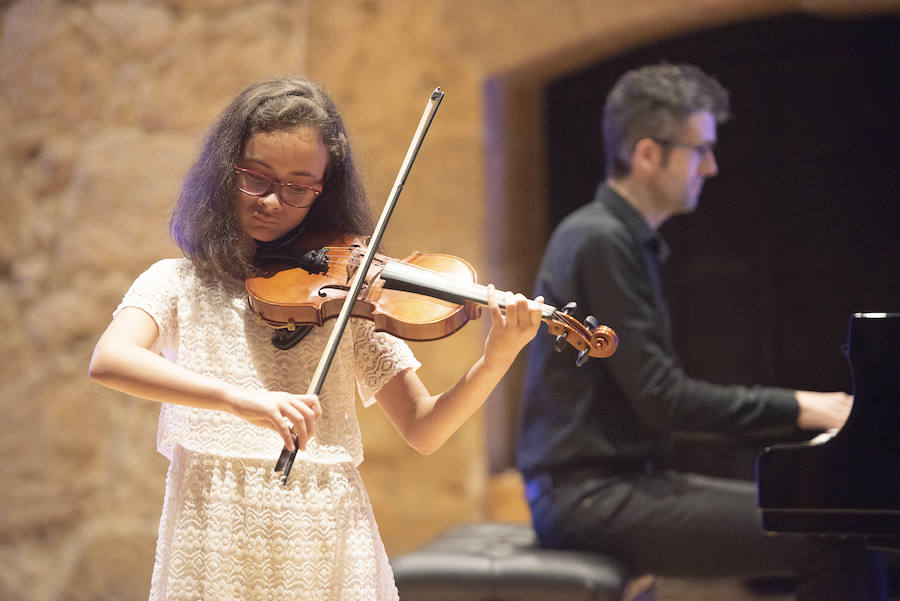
544;12;900;479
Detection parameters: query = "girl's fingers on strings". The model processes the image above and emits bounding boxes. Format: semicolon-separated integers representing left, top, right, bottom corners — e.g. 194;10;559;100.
532;296;545;326
486;284;503;323
508;292;534;328
506;292;522;327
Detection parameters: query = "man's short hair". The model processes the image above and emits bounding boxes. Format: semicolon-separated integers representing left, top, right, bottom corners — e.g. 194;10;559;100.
603;64;730;178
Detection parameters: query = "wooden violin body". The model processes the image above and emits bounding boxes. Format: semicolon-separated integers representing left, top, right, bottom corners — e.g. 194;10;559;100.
247;232;483;342
246;231;618;362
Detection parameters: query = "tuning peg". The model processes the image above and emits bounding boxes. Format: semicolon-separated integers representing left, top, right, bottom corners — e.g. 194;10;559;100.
554;334;568;353
585;315;599;331
576;347;590;367
561;302;577;315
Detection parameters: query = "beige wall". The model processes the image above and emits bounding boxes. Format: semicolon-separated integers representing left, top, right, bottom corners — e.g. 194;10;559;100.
1;0;896;599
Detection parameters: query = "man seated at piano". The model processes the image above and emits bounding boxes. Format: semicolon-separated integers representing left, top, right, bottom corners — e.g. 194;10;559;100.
517;63;888;601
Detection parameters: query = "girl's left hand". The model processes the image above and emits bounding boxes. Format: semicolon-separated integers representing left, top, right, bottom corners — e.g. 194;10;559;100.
482;284;543;369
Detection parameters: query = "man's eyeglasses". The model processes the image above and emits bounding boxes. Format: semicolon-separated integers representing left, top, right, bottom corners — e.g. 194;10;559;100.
233;164;323;209
650;138;715;158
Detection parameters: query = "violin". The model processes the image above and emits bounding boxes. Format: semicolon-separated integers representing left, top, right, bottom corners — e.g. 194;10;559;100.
246;230;618;365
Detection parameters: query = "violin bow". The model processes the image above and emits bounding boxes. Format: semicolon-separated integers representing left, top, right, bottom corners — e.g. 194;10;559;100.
275;87;445;484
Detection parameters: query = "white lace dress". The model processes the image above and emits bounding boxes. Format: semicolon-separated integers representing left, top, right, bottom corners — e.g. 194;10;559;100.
116;259;420;601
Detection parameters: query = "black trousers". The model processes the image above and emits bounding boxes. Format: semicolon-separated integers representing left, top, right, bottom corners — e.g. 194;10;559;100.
526;469;887;601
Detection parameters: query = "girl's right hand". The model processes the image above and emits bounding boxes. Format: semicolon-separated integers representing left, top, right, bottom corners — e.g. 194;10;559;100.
89;307;321;452
225;388;322;451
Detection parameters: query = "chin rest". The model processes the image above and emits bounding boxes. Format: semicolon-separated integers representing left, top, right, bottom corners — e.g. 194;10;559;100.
391;522;655;601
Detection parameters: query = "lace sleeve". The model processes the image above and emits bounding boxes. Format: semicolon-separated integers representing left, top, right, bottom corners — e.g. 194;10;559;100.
352;319;421;406
114;259;183;353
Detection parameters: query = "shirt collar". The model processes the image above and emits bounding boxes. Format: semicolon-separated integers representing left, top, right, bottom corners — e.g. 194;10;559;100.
596;184;670;263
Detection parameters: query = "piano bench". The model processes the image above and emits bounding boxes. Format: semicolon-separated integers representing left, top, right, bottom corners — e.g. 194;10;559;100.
390;522;656;601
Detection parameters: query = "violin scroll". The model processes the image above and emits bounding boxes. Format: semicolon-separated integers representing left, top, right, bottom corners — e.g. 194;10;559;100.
546;303;618;365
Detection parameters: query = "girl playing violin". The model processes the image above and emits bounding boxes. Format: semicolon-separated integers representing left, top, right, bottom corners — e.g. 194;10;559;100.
88;77;542;601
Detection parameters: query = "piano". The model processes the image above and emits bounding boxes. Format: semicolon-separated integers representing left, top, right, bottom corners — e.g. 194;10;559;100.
757;312;900;550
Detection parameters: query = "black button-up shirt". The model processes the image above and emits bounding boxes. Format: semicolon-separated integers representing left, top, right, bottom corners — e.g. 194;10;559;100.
517;184;798;481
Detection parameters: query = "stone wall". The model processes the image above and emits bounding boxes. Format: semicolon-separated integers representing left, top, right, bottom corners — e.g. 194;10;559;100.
1;0;896;599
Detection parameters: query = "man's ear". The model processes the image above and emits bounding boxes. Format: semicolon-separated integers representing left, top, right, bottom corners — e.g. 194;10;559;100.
631;138;662;175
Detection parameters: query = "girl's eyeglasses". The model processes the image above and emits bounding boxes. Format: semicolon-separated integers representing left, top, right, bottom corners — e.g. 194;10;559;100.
233;164;323;209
